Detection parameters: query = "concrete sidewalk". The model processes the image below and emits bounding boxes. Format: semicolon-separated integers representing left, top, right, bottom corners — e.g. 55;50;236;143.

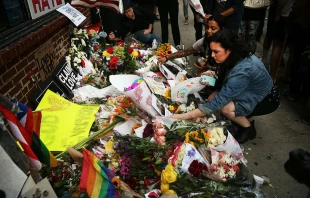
153;3;310;197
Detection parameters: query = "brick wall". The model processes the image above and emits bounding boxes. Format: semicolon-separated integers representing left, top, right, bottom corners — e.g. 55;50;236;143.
0;7;91;109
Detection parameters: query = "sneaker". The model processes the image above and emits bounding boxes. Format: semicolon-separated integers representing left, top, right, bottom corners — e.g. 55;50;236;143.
184;18;189;25
175;45;183;51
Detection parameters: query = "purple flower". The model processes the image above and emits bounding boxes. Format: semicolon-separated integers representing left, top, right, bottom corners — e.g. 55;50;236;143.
188;148;196;157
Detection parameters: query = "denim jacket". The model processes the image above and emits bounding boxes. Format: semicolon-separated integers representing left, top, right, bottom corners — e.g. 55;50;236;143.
199;55;273;116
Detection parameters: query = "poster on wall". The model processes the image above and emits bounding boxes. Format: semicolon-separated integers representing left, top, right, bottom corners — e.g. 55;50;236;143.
26;0;65;19
34;39;57;81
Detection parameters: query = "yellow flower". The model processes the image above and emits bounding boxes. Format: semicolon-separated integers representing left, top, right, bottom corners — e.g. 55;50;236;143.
131;50;139;57
185;132;190;143
105;140;116;156
103;50;112;57
107;98;115;105
161;183;170;192
165;88;171;99
190;131;199;137
161;164;177;184
111;177;120;188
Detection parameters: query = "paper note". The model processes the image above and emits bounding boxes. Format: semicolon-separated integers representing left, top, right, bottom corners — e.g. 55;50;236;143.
0;145;27;198
36;90;99;151
57;3;86;26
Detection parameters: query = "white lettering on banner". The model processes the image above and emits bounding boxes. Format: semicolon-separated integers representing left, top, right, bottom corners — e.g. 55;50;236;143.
57;65;78;91
27;0;65;19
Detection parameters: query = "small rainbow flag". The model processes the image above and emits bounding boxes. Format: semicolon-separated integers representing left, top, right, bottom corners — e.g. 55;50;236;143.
80;148;120;198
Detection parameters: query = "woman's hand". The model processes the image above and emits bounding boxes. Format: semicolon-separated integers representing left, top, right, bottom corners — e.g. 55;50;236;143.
200;71;214;77
200;71;214;86
170;109;205;120
144;29;151;34
170;114;184;120
157;56;168;64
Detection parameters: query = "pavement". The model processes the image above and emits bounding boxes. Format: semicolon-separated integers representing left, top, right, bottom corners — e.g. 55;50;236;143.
153;3;310;198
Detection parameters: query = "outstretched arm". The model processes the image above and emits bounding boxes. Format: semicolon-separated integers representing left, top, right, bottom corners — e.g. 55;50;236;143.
158;47;198;64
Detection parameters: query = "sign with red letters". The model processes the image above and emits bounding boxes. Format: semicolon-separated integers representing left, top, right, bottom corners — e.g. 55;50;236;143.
27;0;65;19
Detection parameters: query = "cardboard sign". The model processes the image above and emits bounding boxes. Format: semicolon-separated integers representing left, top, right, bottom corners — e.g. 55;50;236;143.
54;60;78;92
27;0;65;19
34;39;57;81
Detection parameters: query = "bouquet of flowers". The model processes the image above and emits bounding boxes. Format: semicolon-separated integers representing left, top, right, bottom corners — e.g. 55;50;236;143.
101;44;142;76
209;151;240;181
157;43;172;57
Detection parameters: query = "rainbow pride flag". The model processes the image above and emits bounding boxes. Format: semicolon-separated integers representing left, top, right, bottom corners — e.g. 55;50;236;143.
80;148;120;198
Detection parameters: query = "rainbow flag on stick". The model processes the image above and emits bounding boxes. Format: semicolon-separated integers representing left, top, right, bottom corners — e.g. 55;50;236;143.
80;148;120;198
0;99;59;169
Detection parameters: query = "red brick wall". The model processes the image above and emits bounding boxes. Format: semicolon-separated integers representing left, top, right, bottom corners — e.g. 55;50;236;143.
0;7;91;108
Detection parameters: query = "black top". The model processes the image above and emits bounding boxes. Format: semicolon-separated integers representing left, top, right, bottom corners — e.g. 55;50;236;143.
125;7;155;33
242;7;267;21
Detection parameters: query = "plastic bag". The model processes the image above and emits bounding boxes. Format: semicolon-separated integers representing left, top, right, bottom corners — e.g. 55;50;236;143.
171;77;205;103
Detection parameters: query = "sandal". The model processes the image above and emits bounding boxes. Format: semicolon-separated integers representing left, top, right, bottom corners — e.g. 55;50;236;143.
184;18;189;25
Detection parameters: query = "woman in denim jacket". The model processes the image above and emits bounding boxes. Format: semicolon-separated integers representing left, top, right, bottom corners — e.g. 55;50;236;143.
172;30;280;143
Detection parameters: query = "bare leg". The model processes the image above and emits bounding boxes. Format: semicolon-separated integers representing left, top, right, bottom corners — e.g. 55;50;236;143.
282;43;294;82
220;101;251;127
270;39;284;81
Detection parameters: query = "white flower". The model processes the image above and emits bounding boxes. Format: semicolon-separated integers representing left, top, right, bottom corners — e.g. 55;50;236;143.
217;166;227;179
227;168;236;177
81;39;86;46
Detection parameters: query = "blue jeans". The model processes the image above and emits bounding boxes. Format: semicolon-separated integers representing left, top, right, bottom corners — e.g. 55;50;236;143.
134;30;162;45
183;0;188;18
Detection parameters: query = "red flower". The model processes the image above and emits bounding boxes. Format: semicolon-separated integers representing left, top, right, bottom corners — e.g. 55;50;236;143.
148;192;160;198
109;56;119;70
116;42;124;47
107;47;114;54
93;44;99;51
232;165;240;172
144;178;151;186
128;47;134;54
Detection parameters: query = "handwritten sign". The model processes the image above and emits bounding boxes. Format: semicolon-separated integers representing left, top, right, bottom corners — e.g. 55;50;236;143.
57;3;86;26
34;39;57;81
27;0;65;19
36;90;99;151
54;60;78;92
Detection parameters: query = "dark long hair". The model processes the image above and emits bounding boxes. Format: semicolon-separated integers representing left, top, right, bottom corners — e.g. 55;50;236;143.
209;29;250;89
203;15;225;53
209;29;250;69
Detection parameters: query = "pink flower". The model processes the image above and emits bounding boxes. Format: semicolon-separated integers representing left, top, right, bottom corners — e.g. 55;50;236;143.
154;120;164;128
155;135;166;145
156;128;167;136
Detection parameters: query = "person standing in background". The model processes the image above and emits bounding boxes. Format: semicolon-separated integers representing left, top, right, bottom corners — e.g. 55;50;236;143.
183;0;189;25
207;0;244;33
239;6;268;53
157;0;182;49
269;0;295;82
191;0;208;41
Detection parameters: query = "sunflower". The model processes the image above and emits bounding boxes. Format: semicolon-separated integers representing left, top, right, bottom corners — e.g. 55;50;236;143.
111;177;120;188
